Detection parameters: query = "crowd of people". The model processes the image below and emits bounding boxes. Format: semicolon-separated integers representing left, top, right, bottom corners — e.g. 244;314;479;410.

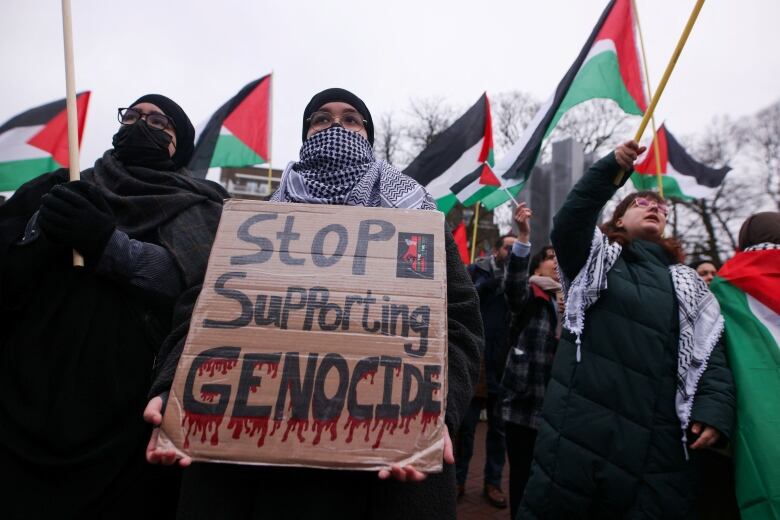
0;87;777;519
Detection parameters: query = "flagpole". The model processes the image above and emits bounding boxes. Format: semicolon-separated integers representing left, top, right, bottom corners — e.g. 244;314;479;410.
469;202;480;263
266;72;274;195
61;0;83;267
632;0;665;197
614;0;706;186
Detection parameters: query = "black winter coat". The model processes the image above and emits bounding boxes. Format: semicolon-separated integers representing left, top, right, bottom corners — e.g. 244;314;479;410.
518;153;735;519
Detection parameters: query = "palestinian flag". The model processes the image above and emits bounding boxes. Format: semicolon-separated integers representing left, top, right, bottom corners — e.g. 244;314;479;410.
632;124;731;200
481;0;646;210
452;222;471;265
0;92;90;191
403;93;499;214
189;74;271;178
710;246;780;520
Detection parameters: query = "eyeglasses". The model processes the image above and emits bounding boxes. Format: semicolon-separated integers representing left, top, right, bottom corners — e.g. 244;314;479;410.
117;108;175;131
632;197;669;216
306;111;367;133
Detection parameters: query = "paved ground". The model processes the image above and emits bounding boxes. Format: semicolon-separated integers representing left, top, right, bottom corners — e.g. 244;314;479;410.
456;420;513;520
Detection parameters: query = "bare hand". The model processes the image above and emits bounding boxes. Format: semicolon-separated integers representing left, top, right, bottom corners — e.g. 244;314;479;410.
614;140;647;170
689;422;721;450
513;202;532;243
143;396;192;467
377;424;454;482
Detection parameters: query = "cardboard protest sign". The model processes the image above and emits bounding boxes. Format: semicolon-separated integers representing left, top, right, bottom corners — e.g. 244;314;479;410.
158;200;447;472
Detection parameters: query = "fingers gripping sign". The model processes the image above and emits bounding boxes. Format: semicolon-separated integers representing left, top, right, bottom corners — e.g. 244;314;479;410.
144;396;192;467
377;425;454;482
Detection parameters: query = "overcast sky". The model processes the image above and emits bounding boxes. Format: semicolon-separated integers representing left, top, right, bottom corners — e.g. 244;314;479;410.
2;0;779;172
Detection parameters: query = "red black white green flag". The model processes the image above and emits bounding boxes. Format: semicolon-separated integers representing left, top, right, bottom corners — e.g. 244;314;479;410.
482;0;646;210
710;246;780;520
403;93;499;214
632;124;731;200
189;74;271;178
0;92;91;191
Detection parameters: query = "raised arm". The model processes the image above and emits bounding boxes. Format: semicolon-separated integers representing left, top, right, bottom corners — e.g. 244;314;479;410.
551;141;645;281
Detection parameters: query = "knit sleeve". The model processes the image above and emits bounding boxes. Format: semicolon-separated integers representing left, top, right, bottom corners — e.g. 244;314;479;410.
443;226;483;434
551;152;628;281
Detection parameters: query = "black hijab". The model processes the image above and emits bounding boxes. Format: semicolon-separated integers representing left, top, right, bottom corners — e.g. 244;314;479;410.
128;94;196;170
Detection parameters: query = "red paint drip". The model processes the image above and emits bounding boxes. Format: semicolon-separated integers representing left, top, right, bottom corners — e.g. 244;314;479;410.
312;417;339;445
343;415;372;443
270;419;282;436
197;358;237;378
371;417;399;449
395;367;401;377
400;413;418;434
200;390;219;403
361;369;377;385
227;416;271;447
181;411;223;449
255;361;279;378
420;411;441;433
282;418;309;443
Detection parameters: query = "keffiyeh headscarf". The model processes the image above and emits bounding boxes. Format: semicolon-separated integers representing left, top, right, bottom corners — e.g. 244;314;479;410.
272;126;436;210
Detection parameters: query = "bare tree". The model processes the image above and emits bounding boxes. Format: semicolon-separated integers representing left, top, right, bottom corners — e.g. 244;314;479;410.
404;97;457;160
373;113;403;165
491;91;540;154
745;99;780;210
551;99;633;156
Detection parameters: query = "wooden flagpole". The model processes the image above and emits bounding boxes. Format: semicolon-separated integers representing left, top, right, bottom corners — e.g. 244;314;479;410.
61;0;83;266
266;72;274;194
632;0;665;197
469;203;480;263
615;0;706;186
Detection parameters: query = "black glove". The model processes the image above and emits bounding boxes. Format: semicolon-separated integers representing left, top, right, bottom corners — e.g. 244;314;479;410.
38;180;116;261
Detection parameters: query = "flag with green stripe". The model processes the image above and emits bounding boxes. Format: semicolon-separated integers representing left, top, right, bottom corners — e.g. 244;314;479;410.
710;246;780;520
482;0;646;210
403;93;496;213
189;74;271;178
632;124;730;200
0;92;90;191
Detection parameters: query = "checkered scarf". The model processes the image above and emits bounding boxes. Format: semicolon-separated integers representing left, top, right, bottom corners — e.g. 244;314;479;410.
272;126;436;210
559;228;724;457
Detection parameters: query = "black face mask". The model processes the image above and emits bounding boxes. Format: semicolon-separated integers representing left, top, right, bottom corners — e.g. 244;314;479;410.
112;120;175;170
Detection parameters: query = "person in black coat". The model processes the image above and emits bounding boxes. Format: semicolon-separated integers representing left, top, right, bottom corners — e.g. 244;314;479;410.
144;88;483;519
0;94;226;518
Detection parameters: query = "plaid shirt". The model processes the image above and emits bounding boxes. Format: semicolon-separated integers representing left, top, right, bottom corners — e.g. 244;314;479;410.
500;250;559;429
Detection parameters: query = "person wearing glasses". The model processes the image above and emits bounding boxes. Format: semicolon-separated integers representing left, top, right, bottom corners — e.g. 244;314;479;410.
144;88;482;520
0;94;226;517
516;141;735;519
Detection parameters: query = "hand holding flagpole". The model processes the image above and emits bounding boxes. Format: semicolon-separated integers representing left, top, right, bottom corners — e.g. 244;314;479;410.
614;0;706;186
61;0;84;267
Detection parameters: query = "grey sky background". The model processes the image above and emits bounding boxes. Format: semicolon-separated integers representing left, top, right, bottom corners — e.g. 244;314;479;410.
2;0;779;173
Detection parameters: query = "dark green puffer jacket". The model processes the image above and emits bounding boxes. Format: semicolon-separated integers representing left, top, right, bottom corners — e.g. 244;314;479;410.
518;153;735;519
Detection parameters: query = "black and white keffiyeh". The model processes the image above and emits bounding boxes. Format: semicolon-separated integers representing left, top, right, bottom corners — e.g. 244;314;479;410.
744;242;780;252
272;126;436;210
559;228;724;457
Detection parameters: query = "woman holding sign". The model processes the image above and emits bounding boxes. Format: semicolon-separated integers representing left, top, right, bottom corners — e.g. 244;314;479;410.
517;142;735;519
0;94;226;517
145;88;483;519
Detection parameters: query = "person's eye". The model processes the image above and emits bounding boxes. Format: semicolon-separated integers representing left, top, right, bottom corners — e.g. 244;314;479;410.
342;115;360;125
312;114;331;125
147;115;168;129
122;110;139;123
